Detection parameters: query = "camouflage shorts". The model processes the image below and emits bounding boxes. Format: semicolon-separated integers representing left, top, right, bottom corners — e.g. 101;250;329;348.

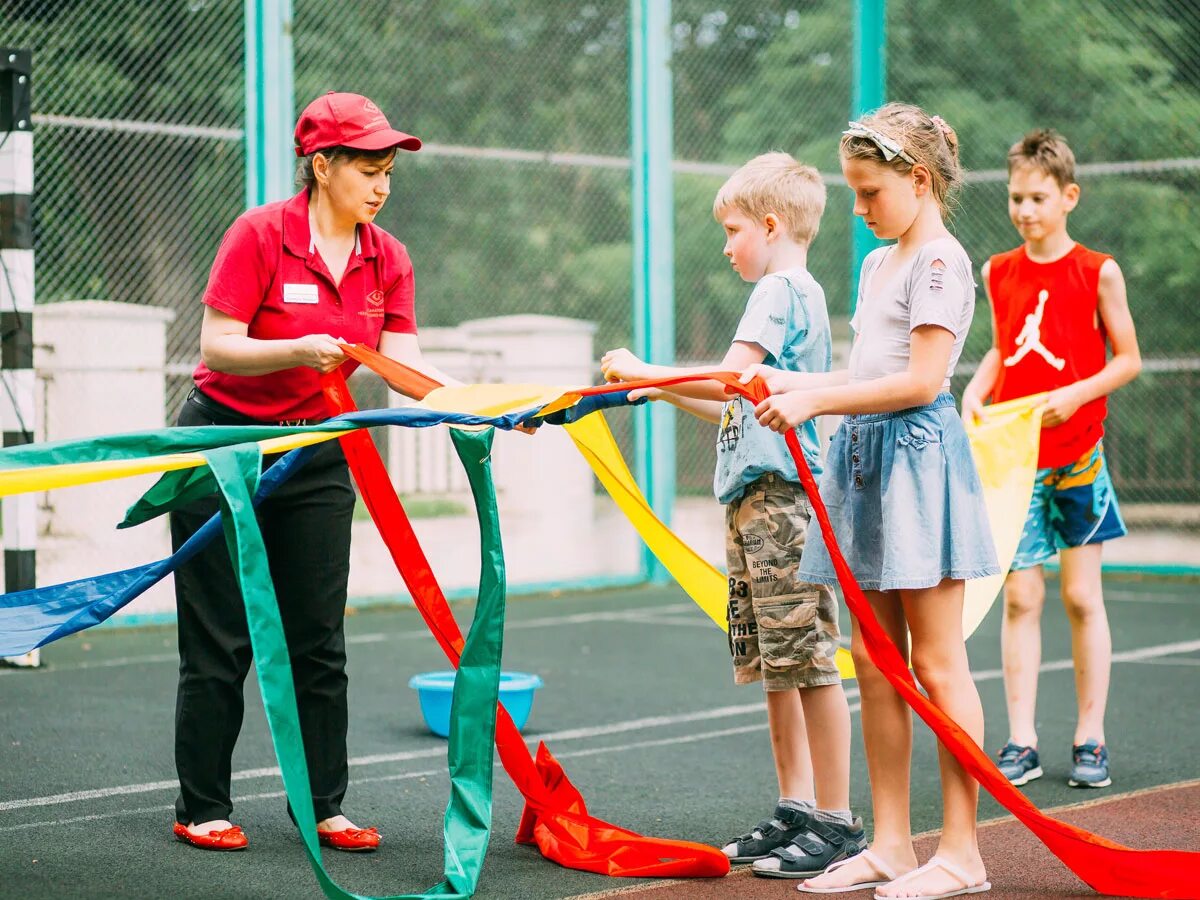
725;474;841;691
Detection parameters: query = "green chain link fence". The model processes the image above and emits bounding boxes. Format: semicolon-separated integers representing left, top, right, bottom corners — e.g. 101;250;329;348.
4;0;1198;561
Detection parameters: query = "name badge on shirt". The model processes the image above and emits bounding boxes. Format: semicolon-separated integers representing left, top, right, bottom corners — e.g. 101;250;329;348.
282;283;319;304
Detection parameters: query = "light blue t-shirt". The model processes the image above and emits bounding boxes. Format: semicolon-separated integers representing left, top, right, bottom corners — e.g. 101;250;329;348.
714;267;832;504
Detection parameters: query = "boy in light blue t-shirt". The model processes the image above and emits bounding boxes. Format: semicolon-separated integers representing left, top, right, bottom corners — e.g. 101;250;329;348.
714;265;828;504
601;153;861;880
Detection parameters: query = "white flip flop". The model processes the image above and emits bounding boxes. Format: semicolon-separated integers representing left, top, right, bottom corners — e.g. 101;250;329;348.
797;848;898;893
872;855;991;900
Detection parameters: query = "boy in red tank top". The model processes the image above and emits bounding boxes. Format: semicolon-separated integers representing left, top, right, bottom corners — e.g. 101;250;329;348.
963;129;1141;791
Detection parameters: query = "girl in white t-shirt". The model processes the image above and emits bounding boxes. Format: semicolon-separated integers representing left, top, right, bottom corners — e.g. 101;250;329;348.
745;103;999;899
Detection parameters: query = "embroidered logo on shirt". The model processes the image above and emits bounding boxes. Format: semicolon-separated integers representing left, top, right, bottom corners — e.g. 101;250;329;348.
282;283;319;304
359;289;386;319
928;258;946;292
1003;288;1066;371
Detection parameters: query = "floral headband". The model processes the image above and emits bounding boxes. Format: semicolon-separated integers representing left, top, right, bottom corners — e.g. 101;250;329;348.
843;121;916;165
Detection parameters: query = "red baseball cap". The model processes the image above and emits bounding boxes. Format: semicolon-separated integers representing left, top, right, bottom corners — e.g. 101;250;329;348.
293;91;422;157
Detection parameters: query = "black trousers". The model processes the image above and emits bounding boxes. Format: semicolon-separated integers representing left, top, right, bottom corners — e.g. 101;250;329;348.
170;389;356;825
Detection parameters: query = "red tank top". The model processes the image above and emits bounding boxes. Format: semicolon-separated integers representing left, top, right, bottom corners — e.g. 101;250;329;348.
988;243;1110;468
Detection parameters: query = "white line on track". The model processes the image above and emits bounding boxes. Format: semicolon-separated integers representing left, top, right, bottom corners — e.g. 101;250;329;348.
0;652;179;674
0;603;702;675
1106;594;1193;604
0;700;780;812
0;714;876;835
1126;656;1200;666
3;634;1196;817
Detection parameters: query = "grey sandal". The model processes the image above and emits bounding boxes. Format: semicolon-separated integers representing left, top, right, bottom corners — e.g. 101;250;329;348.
752;816;867;879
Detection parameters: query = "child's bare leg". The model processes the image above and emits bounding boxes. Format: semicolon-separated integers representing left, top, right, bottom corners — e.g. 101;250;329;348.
1001;566;1045;746
1059;543;1110;744
765;688;815;801
802;590;917;890
878;579;986;899
799;683;851;812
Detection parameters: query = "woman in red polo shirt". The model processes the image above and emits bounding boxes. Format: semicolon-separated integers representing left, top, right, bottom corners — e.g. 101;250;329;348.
170;92;453;852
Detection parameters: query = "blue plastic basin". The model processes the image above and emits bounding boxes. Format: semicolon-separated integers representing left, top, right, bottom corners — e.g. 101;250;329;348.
408;671;544;738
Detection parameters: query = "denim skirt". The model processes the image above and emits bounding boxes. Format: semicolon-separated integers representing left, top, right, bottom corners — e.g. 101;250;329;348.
797;393;1000;592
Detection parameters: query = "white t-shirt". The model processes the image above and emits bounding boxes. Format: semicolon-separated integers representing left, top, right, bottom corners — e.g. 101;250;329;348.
847;236;975;389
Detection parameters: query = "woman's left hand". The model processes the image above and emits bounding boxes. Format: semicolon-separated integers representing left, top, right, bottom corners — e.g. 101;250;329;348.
294;333;348;373
754;392;818;433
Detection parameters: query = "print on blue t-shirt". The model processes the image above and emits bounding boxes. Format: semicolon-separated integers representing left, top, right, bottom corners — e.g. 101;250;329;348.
713;267;832;504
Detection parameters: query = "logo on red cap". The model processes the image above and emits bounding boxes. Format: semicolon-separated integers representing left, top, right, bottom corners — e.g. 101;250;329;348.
361;98;387;128
294;92;421;157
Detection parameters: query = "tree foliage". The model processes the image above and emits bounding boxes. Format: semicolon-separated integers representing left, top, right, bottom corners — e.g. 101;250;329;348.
4;0;1197;496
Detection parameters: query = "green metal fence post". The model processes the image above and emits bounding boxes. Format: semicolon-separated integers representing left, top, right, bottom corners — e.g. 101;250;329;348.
244;0;295;208
630;0;675;583
850;0;886;312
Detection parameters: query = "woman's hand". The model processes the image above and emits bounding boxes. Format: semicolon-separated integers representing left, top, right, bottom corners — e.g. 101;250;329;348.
600;347;649;383
294;334;348;373
754;392;820;433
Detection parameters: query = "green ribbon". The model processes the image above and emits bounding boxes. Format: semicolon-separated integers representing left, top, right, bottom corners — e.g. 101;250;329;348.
120;464;221;528
203;426;503;899
0;423;354;470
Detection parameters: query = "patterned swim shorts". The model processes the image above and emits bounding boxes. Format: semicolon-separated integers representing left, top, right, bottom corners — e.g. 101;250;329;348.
1011;441;1127;570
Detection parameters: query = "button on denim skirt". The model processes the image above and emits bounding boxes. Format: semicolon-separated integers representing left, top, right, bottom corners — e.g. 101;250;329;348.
797;393;1000;592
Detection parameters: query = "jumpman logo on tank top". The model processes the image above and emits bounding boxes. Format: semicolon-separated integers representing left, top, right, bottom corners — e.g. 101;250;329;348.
1003;289;1065;371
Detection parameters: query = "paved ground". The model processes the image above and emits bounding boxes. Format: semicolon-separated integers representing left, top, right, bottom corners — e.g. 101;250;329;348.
2;577;1198;899
581;783;1200;900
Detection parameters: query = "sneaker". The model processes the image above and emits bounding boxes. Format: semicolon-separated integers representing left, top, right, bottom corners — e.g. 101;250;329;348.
1069;739;1112;788
750;815;867;879
721;804;811;863
996;740;1043;786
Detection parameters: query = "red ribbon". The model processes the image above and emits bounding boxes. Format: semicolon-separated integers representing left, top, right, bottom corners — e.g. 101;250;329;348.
322;369;729;879
335;346;1200;895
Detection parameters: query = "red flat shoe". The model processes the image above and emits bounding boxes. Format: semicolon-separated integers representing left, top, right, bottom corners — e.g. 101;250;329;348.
173;821;249;851
317;826;381;852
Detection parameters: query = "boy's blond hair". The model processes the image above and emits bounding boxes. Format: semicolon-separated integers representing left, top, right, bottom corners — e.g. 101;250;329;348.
712;152;826;245
1007;128;1076;189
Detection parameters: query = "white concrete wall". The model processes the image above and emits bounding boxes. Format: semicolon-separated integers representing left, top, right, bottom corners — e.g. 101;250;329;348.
351;314;646;598
33;300;176;616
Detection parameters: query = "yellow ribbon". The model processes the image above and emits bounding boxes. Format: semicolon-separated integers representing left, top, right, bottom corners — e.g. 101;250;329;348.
963;393;1047;637
0;430;343;497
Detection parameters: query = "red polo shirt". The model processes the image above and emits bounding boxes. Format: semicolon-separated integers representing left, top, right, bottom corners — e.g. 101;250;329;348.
192;189;417;421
